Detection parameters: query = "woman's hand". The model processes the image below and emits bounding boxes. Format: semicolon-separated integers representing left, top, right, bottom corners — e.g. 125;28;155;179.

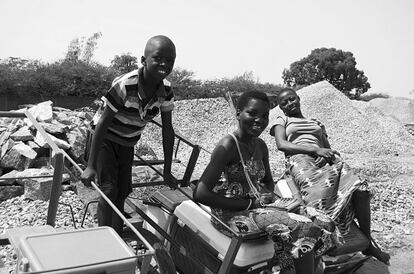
315;148;340;164
259;192;275;204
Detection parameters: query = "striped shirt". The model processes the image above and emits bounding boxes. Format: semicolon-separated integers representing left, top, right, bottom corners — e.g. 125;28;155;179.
96;67;174;147
270;116;327;148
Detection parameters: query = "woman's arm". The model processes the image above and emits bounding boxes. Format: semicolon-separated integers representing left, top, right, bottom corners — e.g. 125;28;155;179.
274;125;339;159
259;139;274;192
274;125;318;155
193;136;252;211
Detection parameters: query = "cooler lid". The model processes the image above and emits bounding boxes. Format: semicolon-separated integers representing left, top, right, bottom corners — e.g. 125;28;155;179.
19;226;136;271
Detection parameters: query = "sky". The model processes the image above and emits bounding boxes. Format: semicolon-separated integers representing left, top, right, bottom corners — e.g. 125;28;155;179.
1;0;413;98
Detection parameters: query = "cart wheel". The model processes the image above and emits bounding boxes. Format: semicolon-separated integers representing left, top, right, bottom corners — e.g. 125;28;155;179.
124;227;176;274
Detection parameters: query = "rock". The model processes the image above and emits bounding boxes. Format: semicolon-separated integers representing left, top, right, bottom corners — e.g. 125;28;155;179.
54;112;72;125
9;126;33;142
135;142;158;160
0;131;12;147
0;143;35;171
132;166;162;183
66;127;87;159
38;121;67;136
34;130;70;150
0;185;24;201
23;177;54;201
0;138;14;159
26;140;40;151
25;100;53;124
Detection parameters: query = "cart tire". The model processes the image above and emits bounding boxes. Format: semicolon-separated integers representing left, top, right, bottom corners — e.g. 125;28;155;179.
132;227;176;274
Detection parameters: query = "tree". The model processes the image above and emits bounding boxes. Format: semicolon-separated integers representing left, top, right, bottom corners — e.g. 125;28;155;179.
110;53;138;75
282;48;371;99
65;32;102;63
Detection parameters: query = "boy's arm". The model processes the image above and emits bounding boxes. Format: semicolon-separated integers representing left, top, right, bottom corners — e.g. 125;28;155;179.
160;110;175;185
81;106;115;186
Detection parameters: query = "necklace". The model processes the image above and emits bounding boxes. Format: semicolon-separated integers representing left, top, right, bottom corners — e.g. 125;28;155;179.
239;139;256;161
233;131;257;161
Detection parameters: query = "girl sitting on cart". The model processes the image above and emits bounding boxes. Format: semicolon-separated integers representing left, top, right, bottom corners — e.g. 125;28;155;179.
193;90;340;274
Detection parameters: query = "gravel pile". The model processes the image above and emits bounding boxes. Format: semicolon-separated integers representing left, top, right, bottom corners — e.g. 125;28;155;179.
263;81;414;158
368;97;414;125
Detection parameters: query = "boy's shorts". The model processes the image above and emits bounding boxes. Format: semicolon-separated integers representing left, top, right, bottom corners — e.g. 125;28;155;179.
97;138;134;200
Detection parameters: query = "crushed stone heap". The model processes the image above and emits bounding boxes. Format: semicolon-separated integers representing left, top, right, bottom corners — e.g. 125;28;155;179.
264;81;414;159
141;81;414;178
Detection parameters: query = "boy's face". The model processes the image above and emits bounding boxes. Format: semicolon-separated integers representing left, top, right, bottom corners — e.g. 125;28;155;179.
142;41;176;82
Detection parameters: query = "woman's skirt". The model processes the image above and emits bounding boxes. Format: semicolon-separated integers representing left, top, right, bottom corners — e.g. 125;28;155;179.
287;154;369;235
211;206;341;270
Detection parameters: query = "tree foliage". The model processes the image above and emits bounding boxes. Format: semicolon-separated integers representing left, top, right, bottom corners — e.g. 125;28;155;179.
110;53;138;75
65;32;102;63
282;48;370;99
0;32;281;102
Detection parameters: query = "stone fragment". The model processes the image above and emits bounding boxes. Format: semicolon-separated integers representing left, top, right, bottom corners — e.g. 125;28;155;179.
1;138;15;159
34;131;71;150
26;100;53;124
39;122;66;136
0;143;35;171
54;112;72;125
9;126;33;142
23;177;53;201
0;185;24;201
66;127;87;159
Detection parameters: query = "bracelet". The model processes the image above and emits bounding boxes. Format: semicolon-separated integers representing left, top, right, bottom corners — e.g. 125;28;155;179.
245;199;253;210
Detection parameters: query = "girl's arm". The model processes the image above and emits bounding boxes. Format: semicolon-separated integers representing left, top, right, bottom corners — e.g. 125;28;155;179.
274;125;339;159
193;136;252;211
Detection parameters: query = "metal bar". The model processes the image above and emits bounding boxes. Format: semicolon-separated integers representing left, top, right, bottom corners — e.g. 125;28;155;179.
181;145;200;186
217;237;242;274
132;159;180;166
67;154;155;254
46;152;64;227
0;111;26;118
0;175;54;181
80;200;98;228
125;198;176;244
174;139;181;159
23;109;61;153
58;202;77;229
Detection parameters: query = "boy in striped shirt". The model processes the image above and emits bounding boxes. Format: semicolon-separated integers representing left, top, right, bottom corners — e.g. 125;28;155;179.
81;35;176;235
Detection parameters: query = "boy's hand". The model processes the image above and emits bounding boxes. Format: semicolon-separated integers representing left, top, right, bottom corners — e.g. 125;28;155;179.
80;167;97;187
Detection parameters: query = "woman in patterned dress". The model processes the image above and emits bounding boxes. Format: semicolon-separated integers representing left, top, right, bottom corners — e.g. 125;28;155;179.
194;90;341;273
270;87;390;265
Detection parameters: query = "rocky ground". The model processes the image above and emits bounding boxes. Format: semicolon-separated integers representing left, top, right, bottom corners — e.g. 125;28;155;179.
1;81;414;273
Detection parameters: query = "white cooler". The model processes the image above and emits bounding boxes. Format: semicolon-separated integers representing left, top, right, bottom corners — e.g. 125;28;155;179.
17;226;137;274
